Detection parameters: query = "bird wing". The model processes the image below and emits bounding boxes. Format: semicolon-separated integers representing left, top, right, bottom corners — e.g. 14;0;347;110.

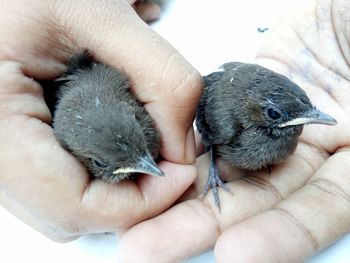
196;72;223;139
195;83;211;145
196;71;238;146
41;51;94;115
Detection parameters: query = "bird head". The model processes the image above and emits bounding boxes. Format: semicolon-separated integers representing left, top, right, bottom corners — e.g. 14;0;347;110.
242;67;337;135
54;96;164;182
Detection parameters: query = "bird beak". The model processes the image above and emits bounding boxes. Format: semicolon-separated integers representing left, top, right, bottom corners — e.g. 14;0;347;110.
112;156;165;177
278;109;337;128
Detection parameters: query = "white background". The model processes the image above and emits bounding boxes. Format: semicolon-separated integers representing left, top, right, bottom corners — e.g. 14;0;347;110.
1;0;349;262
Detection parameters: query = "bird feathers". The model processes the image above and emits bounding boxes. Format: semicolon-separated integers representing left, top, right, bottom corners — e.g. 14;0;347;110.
49;52;161;182
196;62;319;170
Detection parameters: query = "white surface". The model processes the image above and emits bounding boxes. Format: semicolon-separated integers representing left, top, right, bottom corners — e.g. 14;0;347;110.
1;0;349;262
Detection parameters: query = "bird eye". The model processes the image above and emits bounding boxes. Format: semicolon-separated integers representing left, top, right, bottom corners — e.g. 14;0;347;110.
267;108;281;120
90;158;108;168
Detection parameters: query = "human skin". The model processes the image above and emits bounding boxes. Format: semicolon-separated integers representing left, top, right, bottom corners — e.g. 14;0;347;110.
0;0;202;241
117;0;350;262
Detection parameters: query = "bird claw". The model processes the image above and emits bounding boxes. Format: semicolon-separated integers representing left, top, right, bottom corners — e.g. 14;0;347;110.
203;163;230;211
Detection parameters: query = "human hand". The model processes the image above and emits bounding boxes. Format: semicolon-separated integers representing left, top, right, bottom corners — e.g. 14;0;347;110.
116;0;350;262
0;0;201;241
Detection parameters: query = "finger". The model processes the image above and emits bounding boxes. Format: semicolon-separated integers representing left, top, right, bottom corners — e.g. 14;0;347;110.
117;143;327;262
0;61;51;122
133;0;161;22
0;0;70;78
0;192;80;242
117;199;217;263
0;114;92;239
78;161;196;232
215;148;350;263
194;125;206;156
52;0;202;164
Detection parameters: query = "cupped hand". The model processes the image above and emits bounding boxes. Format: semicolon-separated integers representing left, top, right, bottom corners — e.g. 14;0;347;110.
0;0;201;241
117;0;350;262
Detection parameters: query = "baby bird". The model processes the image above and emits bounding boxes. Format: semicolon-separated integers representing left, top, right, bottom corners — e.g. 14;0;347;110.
51;51;164;182
196;62;337;209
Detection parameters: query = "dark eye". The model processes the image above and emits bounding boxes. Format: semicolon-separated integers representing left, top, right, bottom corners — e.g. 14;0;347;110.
267;108;281;120
90;158;108;168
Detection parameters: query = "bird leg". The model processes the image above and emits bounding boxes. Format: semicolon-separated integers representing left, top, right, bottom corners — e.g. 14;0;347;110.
203;146;230;210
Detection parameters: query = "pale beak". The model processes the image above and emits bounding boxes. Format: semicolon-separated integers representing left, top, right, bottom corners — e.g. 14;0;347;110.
112;156;165;177
278;109;337;128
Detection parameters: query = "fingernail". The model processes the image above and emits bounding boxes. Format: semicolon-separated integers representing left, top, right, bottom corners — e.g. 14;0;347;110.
185;126;196;164
136;2;161;22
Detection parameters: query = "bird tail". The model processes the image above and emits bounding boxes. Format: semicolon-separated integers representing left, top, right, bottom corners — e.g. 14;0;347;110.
42;50;95;114
64;50;94;76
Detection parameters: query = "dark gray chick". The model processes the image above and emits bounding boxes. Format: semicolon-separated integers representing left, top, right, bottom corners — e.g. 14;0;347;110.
196;62;337;209
51;51;164;182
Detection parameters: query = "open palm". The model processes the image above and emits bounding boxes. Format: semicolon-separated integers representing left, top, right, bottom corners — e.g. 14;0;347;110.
117;1;350;262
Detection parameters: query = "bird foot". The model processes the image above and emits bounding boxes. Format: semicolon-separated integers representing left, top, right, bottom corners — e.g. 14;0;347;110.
203;164;230;211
